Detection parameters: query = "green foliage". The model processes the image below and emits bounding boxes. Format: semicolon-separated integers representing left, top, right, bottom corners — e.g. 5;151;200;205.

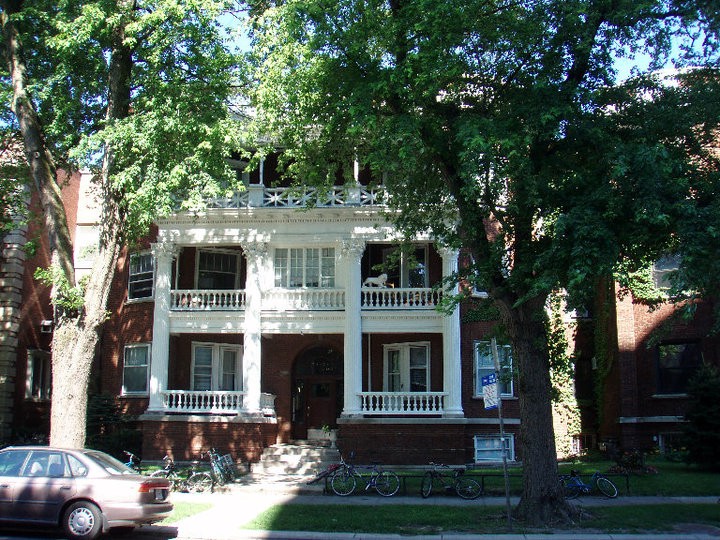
85;394;141;458
682;364;720;470
34;265;86;312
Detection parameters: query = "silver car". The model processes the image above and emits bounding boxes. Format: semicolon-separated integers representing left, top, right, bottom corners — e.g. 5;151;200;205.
0;446;173;539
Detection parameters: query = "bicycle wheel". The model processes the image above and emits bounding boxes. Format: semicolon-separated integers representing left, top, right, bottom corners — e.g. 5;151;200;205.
330;468;357;496
186;472;214;493
374;471;400;497
596;476;618;498
149;470;179;491
455;476;482;499
420;472;434;498
560;477;581;499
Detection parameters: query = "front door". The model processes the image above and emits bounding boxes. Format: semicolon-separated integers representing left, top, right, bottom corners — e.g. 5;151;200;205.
292;346;343;440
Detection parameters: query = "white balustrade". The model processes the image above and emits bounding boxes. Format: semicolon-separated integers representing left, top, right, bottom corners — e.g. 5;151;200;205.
170;290;246;310
359;392;447;415
161;390;277;416
361;288;442;309
202;186;385;209
264;288;345;311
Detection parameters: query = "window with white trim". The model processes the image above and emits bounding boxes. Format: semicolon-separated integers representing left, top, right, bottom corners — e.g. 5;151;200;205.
274;248;335;288
197;250;240;289
192;343;242;391
122;344;150;395
474;340;514;397
383;342;429;392
382;245;428;288
128;252;154;300
26;350;51;400
474;434;515;462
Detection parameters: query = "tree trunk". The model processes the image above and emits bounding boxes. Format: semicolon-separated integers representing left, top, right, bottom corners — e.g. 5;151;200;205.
498;295;580;525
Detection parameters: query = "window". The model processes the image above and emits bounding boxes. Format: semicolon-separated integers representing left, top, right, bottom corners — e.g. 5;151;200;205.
656;342;703;395
274;248;335;288
26;350;51;400
192;343;242;391
474;341;514;398
123;344;150;395
128;252;154;300
197;250;240;289
474;434;515;462
0;449;29;476
382;246;428;288
652;254;680;290
383;342;429;392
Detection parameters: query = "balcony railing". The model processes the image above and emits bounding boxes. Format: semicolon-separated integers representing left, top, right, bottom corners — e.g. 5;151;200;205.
359;391;447;415
168;288;441;312
361;288;442;309
206;185;385;209
264;288;346;311
161;390;276;416
170;290;246;311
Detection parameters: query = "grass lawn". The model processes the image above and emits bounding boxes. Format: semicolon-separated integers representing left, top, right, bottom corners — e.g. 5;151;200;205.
243;503;720;535
161;501;213;524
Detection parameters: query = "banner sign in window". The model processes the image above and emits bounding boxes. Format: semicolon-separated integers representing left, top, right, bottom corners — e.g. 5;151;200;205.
482;373;498;410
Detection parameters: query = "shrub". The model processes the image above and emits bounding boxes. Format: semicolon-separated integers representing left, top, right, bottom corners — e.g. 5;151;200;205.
682;364;720;470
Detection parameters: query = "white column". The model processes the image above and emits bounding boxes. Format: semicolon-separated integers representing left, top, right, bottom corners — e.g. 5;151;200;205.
147;242;176;412
440;247;464;418
341;238;365;416
241;240;266;414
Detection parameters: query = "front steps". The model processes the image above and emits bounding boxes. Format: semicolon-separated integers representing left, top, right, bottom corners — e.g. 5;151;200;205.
234;442;339;494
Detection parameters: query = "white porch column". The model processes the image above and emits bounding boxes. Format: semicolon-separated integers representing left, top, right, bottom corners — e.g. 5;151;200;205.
241;240;266;414
440;247;464;418
148;242;176;412
341;238;365;416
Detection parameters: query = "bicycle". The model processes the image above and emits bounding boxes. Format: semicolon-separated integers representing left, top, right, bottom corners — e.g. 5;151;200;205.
420;462;482;500
560;470;618;499
330;452;400;497
185;449;233;492
122;450;142;473
149;454;189;491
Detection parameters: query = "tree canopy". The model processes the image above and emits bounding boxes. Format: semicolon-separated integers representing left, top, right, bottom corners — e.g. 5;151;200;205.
247;0;720;524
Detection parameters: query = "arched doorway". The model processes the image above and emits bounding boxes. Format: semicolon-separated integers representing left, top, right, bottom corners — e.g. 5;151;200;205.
291;346;343;440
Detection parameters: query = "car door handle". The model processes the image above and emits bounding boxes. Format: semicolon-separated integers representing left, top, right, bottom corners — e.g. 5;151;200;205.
60;485;73;490
0;484;9;488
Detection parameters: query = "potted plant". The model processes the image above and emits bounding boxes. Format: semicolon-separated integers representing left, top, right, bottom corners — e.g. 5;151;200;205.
322;424;337;447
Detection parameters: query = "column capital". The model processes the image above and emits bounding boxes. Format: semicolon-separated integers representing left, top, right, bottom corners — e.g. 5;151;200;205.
438;245;459;261
339;238;365;262
241;240;268;261
151;241;178;261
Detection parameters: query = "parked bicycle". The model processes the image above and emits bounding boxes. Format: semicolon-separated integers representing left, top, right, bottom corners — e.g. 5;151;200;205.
420;462;482;500
330;452;400;497
122;450;142;473
185;448;236;492
560;470;618;499
149;454;189;491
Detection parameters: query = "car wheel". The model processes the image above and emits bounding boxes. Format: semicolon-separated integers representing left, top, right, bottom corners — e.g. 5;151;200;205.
62;501;102;540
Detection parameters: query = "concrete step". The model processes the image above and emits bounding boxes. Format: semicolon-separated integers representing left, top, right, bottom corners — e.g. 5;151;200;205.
251;443;340;476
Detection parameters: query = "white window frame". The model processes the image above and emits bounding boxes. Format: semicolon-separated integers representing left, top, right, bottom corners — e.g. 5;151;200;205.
474;434;515;462
128;252;154;300
274;247;335;288
382;245;429;288
195;249;241;290
122;344;150;396
382;342;430;392
26;350;51;401
474;340;514;398
191;342;243;391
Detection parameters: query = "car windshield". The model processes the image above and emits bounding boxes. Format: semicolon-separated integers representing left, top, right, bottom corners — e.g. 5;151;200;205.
83;450;135;475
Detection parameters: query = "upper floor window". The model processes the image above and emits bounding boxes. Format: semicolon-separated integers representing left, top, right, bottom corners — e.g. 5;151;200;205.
383;342;429;392
474;341;514;398
197;250;240;289
26;350;51;401
652;254;681;290
123;344;150;395
192;343;242;391
128;252;154;300
274;248;335;288
656;342;703;395
383;246;428;288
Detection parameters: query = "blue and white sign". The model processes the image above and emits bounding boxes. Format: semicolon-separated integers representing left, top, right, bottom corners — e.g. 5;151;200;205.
482;373;498;410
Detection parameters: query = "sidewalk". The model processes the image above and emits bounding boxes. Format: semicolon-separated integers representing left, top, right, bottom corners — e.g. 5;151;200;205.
147;479;720;540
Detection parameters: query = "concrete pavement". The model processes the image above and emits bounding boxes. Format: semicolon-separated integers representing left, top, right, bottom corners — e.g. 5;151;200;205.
145;478;720;540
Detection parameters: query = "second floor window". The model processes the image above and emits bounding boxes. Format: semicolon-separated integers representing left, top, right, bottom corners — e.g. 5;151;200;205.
197;250;240;289
274;248;335;288
474;341;514;398
656;342;702;395
383;342;429;392
123;344;150;395
128;252;154;300
192;343;242;391
26;350;51;401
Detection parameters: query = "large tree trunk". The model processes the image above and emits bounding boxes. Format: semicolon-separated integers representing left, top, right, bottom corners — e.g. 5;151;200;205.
498;295;579;525
2;1;132;448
